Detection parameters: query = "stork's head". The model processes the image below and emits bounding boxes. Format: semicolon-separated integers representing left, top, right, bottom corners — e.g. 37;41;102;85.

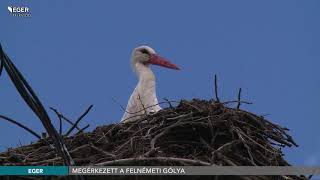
131;45;180;70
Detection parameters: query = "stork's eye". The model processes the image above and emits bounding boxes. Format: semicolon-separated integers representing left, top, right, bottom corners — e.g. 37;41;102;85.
140;49;150;55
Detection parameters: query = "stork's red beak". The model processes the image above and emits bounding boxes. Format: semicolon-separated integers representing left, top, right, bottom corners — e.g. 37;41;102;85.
148;54;180;70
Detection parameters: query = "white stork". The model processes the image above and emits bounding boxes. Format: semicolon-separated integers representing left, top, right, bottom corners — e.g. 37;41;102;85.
121;45;180;123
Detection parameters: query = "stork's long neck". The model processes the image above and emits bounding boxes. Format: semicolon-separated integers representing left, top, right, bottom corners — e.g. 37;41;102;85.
132;62;160;113
134;63;156;88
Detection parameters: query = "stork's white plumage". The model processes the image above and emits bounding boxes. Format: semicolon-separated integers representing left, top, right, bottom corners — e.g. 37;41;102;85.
121;46;180;123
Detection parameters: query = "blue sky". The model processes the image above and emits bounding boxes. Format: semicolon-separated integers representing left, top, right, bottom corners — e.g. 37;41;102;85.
0;0;319;166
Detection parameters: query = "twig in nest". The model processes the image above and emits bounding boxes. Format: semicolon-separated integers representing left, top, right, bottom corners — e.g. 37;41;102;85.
75;124;90;135
137;93;147;115
96;124;121;143
212;140;241;157
235;127;278;155
65;105;93;136
28;157;62;165
241;140;257;166
214;74;220;103
89;143;116;159
166;112;193;121
237;88;242;109
219;154;238;166
199;137;214;151
222;100;252;105
115;136;140;153
49;107;63;134
150;119;182;150
143;147;160;157
181;100;202;112
163;98;173;108
50;107;89;134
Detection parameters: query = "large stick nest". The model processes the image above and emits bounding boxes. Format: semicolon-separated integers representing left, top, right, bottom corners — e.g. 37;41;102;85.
0;99;306;180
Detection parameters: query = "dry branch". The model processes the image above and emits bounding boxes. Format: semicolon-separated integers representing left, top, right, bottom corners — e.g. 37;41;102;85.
237;88;242;109
214;74;220;102
50;107;90;135
65;105;93;136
